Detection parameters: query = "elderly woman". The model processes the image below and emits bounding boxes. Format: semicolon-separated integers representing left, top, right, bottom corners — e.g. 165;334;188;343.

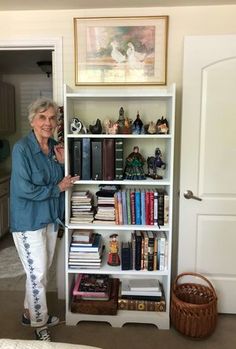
10;97;79;341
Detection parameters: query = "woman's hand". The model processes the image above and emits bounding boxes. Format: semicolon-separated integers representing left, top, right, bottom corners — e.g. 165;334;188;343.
58;175;80;192
54;144;64;164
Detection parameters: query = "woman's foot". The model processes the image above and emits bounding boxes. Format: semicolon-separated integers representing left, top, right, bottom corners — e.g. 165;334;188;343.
22;314;59;327
34;326;51;341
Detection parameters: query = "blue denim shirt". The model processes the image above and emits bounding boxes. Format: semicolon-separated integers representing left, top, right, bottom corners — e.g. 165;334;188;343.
10;131;65;232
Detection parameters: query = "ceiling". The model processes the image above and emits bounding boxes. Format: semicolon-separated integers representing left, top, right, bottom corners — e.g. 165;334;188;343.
0;0;236;11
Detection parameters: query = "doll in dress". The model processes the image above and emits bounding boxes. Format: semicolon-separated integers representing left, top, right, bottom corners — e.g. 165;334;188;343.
107;233;120;266
123;146;146;180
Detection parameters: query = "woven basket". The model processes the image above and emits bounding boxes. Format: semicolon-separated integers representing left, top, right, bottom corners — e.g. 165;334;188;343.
171;272;217;338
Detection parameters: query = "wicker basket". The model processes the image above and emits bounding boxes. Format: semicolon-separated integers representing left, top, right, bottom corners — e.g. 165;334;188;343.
171;272;217;338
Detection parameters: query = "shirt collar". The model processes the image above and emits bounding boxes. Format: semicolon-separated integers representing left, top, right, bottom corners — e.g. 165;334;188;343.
27;130;54;155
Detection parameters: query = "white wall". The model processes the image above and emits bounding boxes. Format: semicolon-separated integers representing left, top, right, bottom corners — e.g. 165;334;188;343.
1;5;236;276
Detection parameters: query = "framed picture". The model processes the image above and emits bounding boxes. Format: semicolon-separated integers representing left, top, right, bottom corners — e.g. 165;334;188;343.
74;16;168;86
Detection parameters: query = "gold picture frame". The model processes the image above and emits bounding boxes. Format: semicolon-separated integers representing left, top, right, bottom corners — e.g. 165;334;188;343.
74;16;168;86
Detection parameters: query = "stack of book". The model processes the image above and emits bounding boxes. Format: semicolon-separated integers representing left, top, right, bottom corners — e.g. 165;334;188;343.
71;274;120;315
93;185;118;225
68;232;104;269
70;190;94;224
118;278;166;312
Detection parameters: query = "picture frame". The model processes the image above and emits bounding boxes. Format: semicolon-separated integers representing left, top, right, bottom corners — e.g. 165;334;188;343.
74;16;168;86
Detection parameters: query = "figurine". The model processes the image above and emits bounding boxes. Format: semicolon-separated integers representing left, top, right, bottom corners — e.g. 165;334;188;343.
107;233;120;266
117;107;125;133
156;116;169;134
122;117;132;134
147;147;166;179
145;121;157;135
70;117;87;134
132;111;145;134
89;118;102;134
104;119;119;135
123;146;146;180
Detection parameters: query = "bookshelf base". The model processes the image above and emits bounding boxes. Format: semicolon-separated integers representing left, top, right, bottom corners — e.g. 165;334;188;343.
66;310;170;329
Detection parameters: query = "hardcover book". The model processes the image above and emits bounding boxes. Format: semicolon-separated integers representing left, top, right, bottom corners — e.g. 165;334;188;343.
81;138;91;180
91;140;103;180
70;139;82;176
73;273;112;299
102;138;115;180
115;139;124;180
118;298;166;312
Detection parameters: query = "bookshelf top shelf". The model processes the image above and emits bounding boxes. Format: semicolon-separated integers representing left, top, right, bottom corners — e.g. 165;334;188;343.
67;134;172;139
67;223;170;231
64;83;176;99
72;179;171;186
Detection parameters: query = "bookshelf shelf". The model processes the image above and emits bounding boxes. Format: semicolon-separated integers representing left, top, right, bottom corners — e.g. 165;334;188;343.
64;83;175;329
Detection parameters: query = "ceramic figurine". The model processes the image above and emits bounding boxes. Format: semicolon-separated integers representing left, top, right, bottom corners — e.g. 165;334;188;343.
123;146;146;180
132;111;145;134
107;233;120;266
146;121;157;134
147;147;166;179
104;119;119;135
156;116;169;134
89;118;102;134
70;117;87;134
117;107;125;133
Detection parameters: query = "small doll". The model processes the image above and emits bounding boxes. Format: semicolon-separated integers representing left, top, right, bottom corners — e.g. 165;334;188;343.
123;146;146;180
107;233;120;266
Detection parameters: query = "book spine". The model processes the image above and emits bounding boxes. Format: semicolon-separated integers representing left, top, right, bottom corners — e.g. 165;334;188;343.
122;190;128;225
149;190;154;225
102;138;115;180
114;192;119;225
115;139;124;180
147;231;154;271
134;231;142;270
126;189;131;225
117;190;123;224
71;139;82;177
154;190;158;225
130;190;136;225
81;138;91;180
164;194;169;224
91;140;103;180
158;191;164;225
118;299;166;312
135;189;141;225
142;231;148;271
141;189;146;225
145;190;150;225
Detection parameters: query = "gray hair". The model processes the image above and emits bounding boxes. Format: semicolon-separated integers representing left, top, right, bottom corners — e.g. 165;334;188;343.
28;97;59;123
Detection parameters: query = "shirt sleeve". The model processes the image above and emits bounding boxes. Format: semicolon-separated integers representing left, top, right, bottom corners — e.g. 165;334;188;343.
12;143;61;201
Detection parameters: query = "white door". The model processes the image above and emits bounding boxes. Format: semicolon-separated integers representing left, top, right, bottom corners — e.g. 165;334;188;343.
178;35;236;313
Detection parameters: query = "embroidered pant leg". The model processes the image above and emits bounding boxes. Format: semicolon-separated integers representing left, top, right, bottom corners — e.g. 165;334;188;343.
13;224;58;327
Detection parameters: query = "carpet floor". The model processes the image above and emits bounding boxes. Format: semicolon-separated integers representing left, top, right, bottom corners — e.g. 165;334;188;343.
1;235;236;348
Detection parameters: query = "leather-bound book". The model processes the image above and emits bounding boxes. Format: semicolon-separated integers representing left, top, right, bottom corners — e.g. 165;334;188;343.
91;140;103;180
102;138;115;180
115;139;124;180
70;139;82;176
81;138;91;180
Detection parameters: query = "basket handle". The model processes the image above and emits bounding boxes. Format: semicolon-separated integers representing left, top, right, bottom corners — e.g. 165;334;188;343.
173;272;217;298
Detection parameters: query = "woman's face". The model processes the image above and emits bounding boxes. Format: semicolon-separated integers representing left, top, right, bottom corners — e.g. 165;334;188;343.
30;107;57;140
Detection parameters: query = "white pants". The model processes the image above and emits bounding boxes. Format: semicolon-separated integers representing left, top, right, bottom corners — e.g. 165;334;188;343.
13;224;58;327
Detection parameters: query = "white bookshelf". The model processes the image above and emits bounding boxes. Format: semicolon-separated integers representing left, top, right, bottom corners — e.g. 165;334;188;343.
64;83;176;329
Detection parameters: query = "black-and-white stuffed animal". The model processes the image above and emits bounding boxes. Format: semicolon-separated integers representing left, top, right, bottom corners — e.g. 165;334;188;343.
70;117;87;134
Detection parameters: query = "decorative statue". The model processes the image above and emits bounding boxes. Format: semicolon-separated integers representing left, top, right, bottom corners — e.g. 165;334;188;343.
104;119;119;135
107;233;120;266
89;118;103;134
156;116;169;134
147;147;166;179
123;146;146;180
132;111;145;134
145;121;157;134
70;117;87;134
117;106;125;133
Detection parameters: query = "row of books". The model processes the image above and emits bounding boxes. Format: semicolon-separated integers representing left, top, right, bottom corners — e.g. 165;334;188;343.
121;231;168;271
68;231;104;269
70;138;124;181
69;188;169;227
71;274;165;314
114;189;169;226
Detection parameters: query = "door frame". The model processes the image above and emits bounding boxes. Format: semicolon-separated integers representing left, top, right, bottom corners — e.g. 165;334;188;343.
0;37;63;104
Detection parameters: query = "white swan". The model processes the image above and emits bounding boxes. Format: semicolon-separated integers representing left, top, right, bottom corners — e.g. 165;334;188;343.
127;42;146;69
110;41;126;63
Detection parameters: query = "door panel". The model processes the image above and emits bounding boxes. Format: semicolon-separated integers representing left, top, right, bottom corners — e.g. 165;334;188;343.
178;36;236;313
